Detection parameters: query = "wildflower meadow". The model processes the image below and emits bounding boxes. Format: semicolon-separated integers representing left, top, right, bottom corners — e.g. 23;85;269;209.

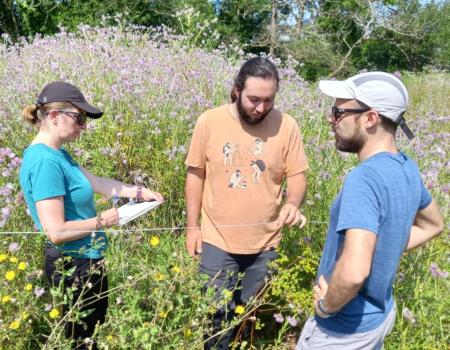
0;26;448;349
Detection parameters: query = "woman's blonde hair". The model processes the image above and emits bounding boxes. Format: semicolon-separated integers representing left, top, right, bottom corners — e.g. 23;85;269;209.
21;101;75;125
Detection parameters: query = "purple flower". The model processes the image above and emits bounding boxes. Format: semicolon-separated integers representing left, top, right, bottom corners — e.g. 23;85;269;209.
73;148;83;157
26;269;44;281
44;303;52;311
318;170;331;180
8;242;20;253
2;168;12;177
1;207;11;219
10;157;21;168
441;183;449;193
0;183;14;197
302;236;312;244
34;287;45;298
286;315;298;327
273;313;284;323
402;307;416;324
430;262;448;278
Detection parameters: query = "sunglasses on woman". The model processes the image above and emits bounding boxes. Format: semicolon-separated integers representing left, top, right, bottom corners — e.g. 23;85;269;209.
56;110;87;126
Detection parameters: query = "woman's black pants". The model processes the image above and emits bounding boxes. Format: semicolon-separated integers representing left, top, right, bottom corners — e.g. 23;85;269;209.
44;245;108;350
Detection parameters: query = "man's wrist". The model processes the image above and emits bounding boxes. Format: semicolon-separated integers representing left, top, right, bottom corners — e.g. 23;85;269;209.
285;201;300;208
317;297;337;318
186;222;201;231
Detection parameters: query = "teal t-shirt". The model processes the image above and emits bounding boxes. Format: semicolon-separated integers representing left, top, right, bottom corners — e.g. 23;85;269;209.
19;143;107;258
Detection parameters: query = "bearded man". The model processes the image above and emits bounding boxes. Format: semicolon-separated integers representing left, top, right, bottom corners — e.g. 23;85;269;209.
185;57;309;349
297;72;443;350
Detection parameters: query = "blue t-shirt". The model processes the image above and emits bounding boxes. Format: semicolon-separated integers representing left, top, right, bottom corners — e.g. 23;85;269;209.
316;152;431;333
19;143;107;259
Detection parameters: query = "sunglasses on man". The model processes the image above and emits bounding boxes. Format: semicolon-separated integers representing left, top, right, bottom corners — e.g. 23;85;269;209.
330;106;370;123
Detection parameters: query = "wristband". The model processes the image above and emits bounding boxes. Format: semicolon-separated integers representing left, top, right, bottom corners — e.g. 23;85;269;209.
317;298;337;318
136;185;143;202
95;213;103;230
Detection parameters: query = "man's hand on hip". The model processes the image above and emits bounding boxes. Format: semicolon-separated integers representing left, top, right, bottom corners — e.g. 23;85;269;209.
313;275;331;318
186;227;202;259
277;203;307;228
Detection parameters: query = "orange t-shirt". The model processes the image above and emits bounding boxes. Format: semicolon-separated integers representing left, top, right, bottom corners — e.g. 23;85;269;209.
185;104;308;254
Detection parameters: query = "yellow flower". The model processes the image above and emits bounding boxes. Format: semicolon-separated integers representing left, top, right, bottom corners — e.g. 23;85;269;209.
9;256;18;264
21;312;30;320
2;295;11;303
0;253;8;262
149;235;160;247
9;320;20;330
184;329;192;338
171;265;181;273
154;273;166;282
222;289;233;300
17;262;27;271
158;311;168;318
25;283;33;292
5;270;16;281
49;308;60;319
235;305;245;315
106;335;114;342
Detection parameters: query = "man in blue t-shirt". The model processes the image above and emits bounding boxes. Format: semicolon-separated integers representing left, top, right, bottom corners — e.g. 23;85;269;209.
297;72;444;350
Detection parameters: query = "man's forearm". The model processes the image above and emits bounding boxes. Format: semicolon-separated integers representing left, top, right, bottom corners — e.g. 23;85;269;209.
320;229;375;314
322;261;364;313
406;200;443;250
406;225;441;250
187;202;201;228
285;172;307;207
185;168;205;228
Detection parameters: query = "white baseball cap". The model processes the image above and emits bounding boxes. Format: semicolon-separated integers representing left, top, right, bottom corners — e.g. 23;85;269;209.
319;71;414;139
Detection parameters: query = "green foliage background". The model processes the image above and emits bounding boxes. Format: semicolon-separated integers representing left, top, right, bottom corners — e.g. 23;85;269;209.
1;0;449;80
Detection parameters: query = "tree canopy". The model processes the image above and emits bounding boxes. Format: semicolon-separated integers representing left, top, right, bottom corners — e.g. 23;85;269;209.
0;0;448;80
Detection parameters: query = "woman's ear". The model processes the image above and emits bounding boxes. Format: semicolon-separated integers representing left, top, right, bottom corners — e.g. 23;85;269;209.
46;110;59;125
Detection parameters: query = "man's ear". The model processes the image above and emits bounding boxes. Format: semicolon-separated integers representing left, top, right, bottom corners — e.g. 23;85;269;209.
234;87;241;99
365;110;380;129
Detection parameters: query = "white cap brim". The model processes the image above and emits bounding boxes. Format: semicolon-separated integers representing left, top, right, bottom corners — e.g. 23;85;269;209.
318;80;355;100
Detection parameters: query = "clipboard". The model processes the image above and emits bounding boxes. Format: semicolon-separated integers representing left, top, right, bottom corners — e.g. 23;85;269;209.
117;200;163;226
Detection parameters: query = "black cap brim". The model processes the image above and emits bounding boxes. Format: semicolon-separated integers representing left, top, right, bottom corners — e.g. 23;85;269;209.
71;101;103;118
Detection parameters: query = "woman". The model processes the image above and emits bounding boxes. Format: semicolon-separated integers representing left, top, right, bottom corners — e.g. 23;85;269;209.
19;81;163;349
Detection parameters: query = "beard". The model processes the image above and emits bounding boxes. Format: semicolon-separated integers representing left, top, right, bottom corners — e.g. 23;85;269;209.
335;122;366;153
236;95;272;125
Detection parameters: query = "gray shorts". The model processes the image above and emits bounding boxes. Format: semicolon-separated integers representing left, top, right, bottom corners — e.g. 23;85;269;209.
296;304;396;350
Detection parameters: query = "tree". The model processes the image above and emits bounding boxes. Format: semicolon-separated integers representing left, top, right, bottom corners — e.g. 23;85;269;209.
314;0;449;75
0;0;19;40
215;0;272;52
0;0;216;40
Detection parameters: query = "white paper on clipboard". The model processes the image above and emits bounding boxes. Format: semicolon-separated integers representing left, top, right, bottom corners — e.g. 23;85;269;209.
117;200;162;226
